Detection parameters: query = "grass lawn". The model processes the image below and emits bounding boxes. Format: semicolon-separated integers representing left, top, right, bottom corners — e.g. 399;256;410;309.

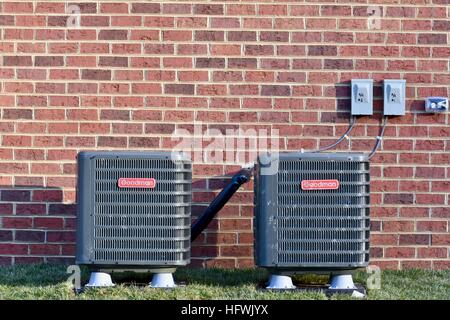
0;264;448;300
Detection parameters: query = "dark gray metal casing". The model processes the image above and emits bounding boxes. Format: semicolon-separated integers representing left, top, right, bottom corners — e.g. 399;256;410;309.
76;151;192;269
254;152;370;273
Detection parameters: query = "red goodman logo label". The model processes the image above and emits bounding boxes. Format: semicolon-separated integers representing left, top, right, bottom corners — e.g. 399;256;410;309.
118;178;156;189
301;179;339;190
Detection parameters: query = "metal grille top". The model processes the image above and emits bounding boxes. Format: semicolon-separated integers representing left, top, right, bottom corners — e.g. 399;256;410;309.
76;151;191;268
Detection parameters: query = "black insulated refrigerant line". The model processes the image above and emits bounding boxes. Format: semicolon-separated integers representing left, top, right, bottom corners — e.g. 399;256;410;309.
191;168;253;242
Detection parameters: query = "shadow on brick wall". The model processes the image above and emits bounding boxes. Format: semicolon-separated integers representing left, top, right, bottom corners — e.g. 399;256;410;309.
0;169;253;269
0;186;76;266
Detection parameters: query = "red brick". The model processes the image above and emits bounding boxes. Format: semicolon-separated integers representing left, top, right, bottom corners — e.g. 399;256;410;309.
130;30;159;41
227;58;256;69
418;34;447;45
0;244;28;255
98;29;128;40
191;246;218;258
401;260;433;270
147;97;176;108
31;163;62;175
47;150;77;162
30;244;60;255
431;208;450;218
211;98;240;109
130;57;160;68
48;204;76;216
3;109;32;120
219;219;252;231
194;4;223;15
163;30;192;41
211;44;241;56
113;123;142;134
383;221;414;232
82;69;111;81
400;181;429;192
384;193;414;205
113;44;141;54
399;234;430;245
165;84;195;95
100;3;128;13
3;56;32;66
116;70;144;81
163;57;192;68
431;233;450;245
80;95;110;107
144;44;173;55
163;3;191;14
129;137;159;148
67;2;96;13
14;149;45;161
2;217;32;229
1;190;30;202
47;232;76;243
230;85;259;96
221;246;252;257
177;16;207;28
164;111;194;122
385;247;415;258
245;71;275;83
2;135;32;147
67;56;96;67
417;247;447;259
65;137;93;148
99;57;128;67
80;123;110;134
197;85;227;96
415;167;445;179
114;96;144;108
16;230;45;242
132;110;162;121
67;109;98;121
416;221;447;232
227;31;256;42
145;124;175;134
112;16;141;27
33;136;63;147
384;167;413;178
371;234;399;246
434;261;450;270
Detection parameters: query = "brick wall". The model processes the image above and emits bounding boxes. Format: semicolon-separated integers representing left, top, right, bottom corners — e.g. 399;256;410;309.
0;1;449;270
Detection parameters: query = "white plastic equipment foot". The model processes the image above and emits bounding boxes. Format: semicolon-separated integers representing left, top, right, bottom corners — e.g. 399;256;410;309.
266;275;296;290
85;272;115;287
329;274;356;290
149;273;176;288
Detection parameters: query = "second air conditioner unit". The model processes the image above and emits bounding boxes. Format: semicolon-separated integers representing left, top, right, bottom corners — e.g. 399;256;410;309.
254;152;370;290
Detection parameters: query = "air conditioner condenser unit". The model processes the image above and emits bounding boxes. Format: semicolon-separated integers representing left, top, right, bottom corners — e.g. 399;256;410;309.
76;151;192;288
254;152;370;291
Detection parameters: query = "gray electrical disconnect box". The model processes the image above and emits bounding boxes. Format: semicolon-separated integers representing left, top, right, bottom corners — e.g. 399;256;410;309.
351;79;373;115
384;79;406;116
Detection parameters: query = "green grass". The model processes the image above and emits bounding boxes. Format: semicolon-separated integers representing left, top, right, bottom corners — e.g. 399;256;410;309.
0;264;448;300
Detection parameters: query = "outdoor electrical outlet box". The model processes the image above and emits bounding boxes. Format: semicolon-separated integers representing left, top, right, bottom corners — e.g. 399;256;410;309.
425;97;448;113
384;79;406;116
351;79;373;115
